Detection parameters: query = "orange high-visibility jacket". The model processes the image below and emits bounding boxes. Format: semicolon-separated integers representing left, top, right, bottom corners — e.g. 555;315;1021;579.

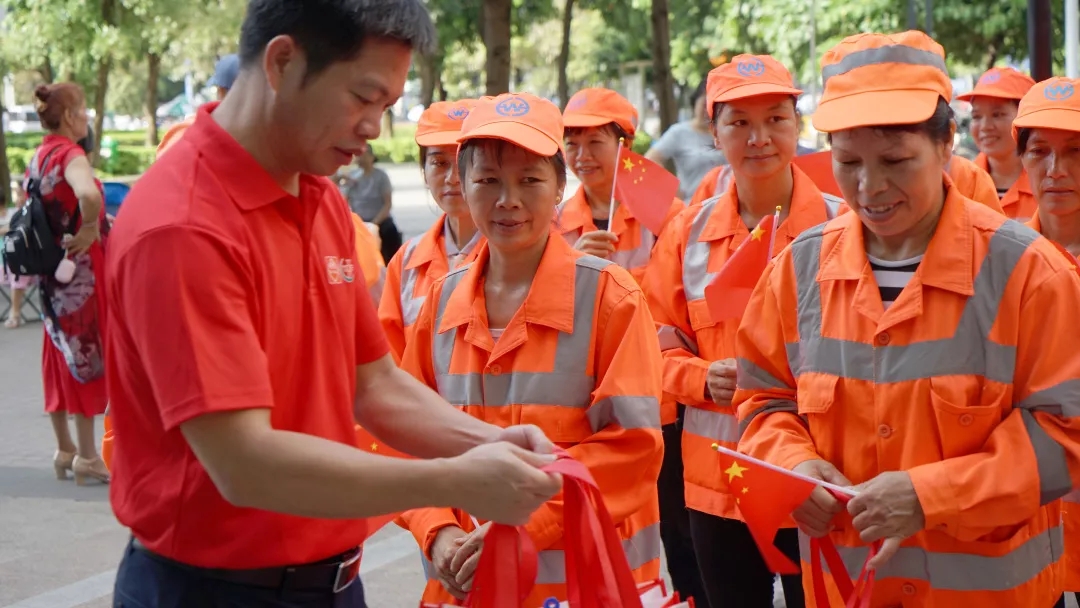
976;153;1038;221
350;213;386;304
378;215;484;362
735;186;1080;606
556;187;684;284
948;155;1006;214
1028;212;1080;593
399;234;665;607
689;165;730;207
643;165;841;520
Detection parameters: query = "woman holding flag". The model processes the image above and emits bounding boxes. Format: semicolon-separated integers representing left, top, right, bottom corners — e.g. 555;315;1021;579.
644;54;841;608
735;32;1080;606
398;93;665;607
379;99;483;360
1010;76;1080;607
957;66;1038;220
558;87;683;284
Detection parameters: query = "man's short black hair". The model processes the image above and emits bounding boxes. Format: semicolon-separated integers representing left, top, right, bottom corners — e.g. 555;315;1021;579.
239;0;436;82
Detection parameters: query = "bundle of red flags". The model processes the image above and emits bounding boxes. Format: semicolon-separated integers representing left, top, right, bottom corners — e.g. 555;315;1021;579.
703;213;775;323
612;147;679;235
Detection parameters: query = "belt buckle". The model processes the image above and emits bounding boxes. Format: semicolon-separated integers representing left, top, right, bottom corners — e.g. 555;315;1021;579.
333;548;362;594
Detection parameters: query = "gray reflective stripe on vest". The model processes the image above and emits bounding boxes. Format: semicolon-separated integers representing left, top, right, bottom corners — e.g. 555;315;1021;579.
787;219;1074;504
398;237;425;326
1018;379;1080;419
657;325;699;355
433;255;608;410
798;526;1063;592
1064;488;1080;504
609;223;656;271
823;193;843;219
423;522;663;585
683;407;739;443
737;399;799;437
821;44;948;85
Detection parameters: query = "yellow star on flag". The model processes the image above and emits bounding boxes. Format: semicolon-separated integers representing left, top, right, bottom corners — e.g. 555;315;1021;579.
750;225;766;241
742;486;749;494
370;442;379;451
725;461;748;482
622;157;635;171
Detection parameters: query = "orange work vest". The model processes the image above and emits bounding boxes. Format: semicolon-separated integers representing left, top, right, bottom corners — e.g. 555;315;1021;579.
975;153;1039;221
737;187;1080;606
399;234;664;606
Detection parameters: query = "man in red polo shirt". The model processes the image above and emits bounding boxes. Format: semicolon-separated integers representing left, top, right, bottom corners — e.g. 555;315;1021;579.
105;1;561;606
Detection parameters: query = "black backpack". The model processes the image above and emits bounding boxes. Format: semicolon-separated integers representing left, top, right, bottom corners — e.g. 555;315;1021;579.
2;148;78;278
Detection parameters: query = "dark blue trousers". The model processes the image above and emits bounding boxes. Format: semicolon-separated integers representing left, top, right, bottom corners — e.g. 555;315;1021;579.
113;539;367;608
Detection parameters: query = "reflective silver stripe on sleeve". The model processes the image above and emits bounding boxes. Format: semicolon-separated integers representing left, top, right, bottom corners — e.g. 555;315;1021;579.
798;526;1063;592
609;224;656;272
1018;379;1080;419
738;398;799;438
1020;408;1074;505
737;357;794;390
587;396;662;432
398;237;425;326
787;221;1036;384
657;325;699;355
821;44;949;85
432;265;471;378
682;407;739;443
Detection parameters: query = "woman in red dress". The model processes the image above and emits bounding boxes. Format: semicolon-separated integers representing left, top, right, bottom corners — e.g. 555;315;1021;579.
25;83;110;485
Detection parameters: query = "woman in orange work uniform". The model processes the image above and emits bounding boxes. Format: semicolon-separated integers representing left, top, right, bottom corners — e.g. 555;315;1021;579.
957;66;1038;219
644;54;841;608
734;32;1080;607
1011;77;1080;608
399;93;665;606
379;99;483;361
558;87;683;284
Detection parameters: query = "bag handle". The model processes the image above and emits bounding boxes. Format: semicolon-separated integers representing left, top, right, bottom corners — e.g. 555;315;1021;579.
808;489;878;608
465;452;643;608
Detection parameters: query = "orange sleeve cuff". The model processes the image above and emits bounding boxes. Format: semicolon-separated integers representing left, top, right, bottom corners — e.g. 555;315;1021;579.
400;508;463;559
907;462;960;536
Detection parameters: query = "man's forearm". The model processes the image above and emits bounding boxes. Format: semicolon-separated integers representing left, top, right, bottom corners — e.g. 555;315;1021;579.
216;426;460;519
355;365;498;458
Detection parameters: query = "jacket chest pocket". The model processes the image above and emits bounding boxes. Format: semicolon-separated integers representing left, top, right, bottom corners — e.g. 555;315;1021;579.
927;379;1003;459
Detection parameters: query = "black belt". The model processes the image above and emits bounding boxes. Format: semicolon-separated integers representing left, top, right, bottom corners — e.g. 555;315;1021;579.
130;537;362;593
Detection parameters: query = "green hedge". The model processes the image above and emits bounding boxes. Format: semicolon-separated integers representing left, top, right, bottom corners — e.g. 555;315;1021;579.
5;126;655;182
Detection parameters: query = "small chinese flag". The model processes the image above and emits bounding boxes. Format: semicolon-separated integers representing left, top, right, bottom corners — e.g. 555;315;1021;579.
354;425;412;538
717;446;816;574
613;147;680;235
704;213;775;323
793;150;842;197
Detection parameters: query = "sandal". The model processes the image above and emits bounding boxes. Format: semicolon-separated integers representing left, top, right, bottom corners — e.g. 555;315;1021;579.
4;316;22;329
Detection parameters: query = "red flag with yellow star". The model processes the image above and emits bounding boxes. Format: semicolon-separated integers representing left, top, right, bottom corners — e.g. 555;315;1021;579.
704;213;776;323
720;448;817;574
613;147;679;235
354;425;412;537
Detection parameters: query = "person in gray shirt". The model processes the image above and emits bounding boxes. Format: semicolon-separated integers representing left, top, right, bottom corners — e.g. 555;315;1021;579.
646;80;728;200
340;147;402;261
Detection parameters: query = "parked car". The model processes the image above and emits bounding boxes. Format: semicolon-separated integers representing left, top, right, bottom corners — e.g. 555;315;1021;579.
2;106;43;133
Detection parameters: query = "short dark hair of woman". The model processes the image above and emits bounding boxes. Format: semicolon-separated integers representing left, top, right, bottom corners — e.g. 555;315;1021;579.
827;98;954;146
34;83;85;132
456;139;568;191
564;123;634;146
238;0;436;83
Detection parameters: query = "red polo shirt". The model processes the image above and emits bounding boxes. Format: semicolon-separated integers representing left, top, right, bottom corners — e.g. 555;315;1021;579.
105;102;390;569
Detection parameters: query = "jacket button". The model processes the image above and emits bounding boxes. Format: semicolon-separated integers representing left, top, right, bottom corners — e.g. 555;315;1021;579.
490;364;502;375
878;424;892;438
876;332;891;346
901;582;917;595
959;413;974;426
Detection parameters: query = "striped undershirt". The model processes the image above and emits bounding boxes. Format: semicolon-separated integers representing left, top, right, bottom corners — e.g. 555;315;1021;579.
867;254;923;309
997;186;1009;198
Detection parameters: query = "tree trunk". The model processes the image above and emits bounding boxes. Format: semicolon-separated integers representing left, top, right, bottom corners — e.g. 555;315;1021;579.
417;51;437;107
40;57;54;84
382;108;394;138
0;101;10;207
435;75;446;102
482;0;512;95
145;52;161;147
91;57;111;166
985;33;1004;71
650;0;678;132
557;0;576;109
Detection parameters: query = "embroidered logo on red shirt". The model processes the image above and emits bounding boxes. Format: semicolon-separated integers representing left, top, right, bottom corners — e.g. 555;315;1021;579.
341;258;356;283
325;256;342;285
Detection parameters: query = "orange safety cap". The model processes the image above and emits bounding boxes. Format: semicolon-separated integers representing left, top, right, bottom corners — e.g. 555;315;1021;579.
458;92;564;156
1012;77;1080;139
705;55;802;118
813;31;952;132
562;88;638;137
415;99;477;147
956;67;1036;102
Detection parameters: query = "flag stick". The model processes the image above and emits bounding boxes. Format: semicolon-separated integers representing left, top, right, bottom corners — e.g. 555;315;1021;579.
766;205;781;260
607;137;624;229
712;443;859;497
